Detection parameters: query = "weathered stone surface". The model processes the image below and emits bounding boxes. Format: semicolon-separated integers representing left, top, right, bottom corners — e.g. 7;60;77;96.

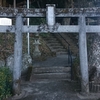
88;33;100;82
0;60;5;67
6;54;32;74
6;54;14;71
22;54;32;74
88;34;100;69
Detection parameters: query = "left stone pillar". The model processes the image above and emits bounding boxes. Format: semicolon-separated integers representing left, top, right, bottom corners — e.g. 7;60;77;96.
13;14;23;94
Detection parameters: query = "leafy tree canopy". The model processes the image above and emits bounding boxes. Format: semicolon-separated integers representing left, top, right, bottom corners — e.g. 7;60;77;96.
6;0;97;8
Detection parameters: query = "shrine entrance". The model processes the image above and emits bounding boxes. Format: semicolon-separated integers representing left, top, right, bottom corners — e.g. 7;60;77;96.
0;4;100;94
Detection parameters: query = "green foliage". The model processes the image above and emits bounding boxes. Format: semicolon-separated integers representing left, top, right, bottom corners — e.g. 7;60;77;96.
29;5;46;25
0;67;12;100
40;33;50;37
30;18;46;25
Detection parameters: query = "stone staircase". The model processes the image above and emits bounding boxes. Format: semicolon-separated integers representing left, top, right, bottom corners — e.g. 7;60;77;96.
42;34;68;55
30;66;71;81
42;33;78;56
29;33;78;81
54;33;78;56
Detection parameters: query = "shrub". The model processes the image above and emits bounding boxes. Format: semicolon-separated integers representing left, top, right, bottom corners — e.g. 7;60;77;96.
0;67;12;100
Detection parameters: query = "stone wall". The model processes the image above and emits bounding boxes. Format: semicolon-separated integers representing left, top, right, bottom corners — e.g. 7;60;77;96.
0;53;32;75
88;33;100;82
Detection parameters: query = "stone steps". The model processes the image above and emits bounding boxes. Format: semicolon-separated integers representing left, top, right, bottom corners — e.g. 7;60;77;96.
51;48;66;51
49;46;64;49
32;66;71;73
47;43;61;46
30;66;71;81
44;38;57;40
56;52;68;55
47;40;59;43
54;33;78;55
50;49;66;52
42;34;68;55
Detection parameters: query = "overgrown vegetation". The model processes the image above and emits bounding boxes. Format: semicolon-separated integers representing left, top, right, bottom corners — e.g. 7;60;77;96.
72;56;80;81
0;33;53;61
0;67;12;100
0;34;14;60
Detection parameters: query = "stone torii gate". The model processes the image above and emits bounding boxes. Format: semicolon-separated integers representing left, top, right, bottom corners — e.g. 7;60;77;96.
0;4;100;94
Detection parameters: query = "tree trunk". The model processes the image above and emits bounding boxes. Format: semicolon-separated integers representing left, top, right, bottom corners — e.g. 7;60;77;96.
2;0;6;7
63;1;71;25
0;0;2;6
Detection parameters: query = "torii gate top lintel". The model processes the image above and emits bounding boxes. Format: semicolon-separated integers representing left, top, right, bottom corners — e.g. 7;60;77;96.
0;6;100;18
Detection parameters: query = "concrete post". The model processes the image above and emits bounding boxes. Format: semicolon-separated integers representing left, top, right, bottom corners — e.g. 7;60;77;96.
14;0;16;8
78;16;89;93
46;4;55;31
13;14;23;94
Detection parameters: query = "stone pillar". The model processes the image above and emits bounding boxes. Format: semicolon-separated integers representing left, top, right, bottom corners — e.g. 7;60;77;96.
79;16;89;93
46;4;55;31
13;14;23;94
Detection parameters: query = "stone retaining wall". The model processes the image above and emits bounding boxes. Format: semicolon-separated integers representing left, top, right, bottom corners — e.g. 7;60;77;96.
89;81;100;93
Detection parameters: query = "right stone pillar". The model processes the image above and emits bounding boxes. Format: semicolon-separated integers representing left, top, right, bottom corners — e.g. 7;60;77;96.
79;16;89;93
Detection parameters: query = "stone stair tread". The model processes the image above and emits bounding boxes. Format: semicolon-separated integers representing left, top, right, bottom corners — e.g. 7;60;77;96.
45;39;57;41
33;66;70;68
33;70;70;73
33;67;71;73
47;44;61;46
30;66;71;81
51;48;66;50
47;41;60;44
49;46;64;48
49;47;65;50
30;79;71;81
56;52;68;55
49;45;63;47
33;72;70;75
47;41;59;43
47;44;60;47
30;73;71;80
44;38;57;40
47;42;60;44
